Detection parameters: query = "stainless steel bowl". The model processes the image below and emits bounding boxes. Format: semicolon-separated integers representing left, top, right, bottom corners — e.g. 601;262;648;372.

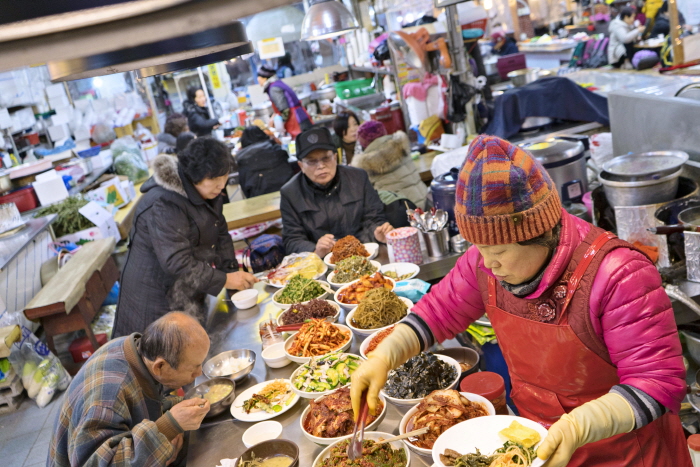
203;349;256;382
599;168;682;207
235;439;299;467
185;377;236;418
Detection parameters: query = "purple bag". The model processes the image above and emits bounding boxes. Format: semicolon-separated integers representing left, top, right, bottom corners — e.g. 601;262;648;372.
632;50;659;70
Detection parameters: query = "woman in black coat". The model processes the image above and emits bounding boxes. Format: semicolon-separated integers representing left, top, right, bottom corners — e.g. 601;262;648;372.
183;87;221;137
114;138;257;336
235;126;294;198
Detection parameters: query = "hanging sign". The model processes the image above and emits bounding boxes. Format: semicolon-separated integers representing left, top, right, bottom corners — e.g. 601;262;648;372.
207;64;222;89
258;37;285;59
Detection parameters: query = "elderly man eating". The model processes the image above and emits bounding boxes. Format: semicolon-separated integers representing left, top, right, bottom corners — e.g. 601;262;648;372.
48;312;211;467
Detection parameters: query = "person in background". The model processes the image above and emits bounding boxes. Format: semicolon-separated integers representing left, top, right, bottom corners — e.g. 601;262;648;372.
491;30;519;56
49;312;211;467
608;7;645;68
175;131;196;155
650;1;686;37
182;88;222;137
352;121;427;209
157;113;189;154
280;127;393;257
276;53;295;79
114;138;257;337
257;65;312;138
351;135;689;467
332;110;362;165
236;126;294;198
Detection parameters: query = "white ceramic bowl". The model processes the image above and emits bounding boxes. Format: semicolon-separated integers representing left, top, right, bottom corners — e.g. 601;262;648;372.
312;431;411;466
242;420;283;448
345;298;412;338
333;277;396;311
380;262;421;281
230;289;259;309
359;327;396;359
276;300;341;328
326;260;382;289
323;243;380;269
283;323;353;364
380;354;462;407
301;394;388;445
289;353;363;399
272;280;332;310
398;392;496;457
261;342;292;368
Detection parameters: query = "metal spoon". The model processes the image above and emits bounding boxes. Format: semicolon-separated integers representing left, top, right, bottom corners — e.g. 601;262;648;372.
347;391;369;461
435;210;448;230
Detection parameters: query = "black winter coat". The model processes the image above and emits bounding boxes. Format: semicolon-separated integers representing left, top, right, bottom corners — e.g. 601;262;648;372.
183;100;219;137
236;140;294;198
113;155;237;337
280;166;388;254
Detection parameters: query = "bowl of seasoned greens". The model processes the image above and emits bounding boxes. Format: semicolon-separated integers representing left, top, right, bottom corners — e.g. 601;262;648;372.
380;352;461;407
312;431;410;466
272;275;332;310
276;299;341;328
345;290;412;338
290;351;363;399
380;262;421;281
327;256;381;289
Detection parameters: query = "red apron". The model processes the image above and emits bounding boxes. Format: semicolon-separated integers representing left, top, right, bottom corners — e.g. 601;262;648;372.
478;228;690;467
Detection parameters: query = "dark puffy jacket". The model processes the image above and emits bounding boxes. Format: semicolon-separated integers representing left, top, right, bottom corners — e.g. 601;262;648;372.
236;140;293;198
114;155;237;336
182;100;218;137
280;165;388;253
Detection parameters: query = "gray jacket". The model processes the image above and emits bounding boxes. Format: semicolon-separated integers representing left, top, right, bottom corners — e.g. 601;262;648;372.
608;18;640;64
280;165;388;253
114;155;237;336
351;131;428;209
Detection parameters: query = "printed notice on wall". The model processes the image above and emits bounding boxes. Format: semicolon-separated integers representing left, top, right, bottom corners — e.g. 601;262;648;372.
258;37;285;59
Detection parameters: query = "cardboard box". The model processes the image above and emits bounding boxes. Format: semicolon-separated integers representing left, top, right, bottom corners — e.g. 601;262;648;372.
91;150;113;170
33;172;69;206
48;94;70;109
45;83;67;99
47;123;70;142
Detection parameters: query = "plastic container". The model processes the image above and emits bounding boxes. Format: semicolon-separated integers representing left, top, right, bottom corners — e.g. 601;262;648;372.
77;146;101;158
69;333;108;363
0;187;39;212
385;227;422;264
582;191;593;219
688;434;700;466
334;79;375;99
460;371;508;415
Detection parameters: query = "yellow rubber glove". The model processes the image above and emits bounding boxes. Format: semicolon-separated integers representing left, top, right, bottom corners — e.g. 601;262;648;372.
350;323;420;420
537;392;636;467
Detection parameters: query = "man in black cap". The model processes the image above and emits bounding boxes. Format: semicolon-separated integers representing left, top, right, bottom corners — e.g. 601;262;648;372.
280;127;393;256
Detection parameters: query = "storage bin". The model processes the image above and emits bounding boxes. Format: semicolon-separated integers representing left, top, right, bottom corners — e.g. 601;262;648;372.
0;187;39;212
334;79;375;99
69;333;108;363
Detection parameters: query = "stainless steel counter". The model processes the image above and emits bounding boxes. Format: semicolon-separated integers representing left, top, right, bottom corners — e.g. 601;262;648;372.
188;250;465;467
0;214;56;271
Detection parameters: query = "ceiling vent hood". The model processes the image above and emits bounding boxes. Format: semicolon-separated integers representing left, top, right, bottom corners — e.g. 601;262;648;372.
0;0;293;79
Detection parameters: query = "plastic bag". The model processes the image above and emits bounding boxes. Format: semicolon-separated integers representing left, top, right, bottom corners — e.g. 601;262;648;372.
589;132;614;169
7;327;71;408
114;153;149;182
394;279;431;303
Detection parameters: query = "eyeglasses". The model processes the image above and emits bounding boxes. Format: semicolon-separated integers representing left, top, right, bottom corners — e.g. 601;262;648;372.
302;154;336;167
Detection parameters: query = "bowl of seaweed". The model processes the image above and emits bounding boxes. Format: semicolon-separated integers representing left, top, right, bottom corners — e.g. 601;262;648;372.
380;352;461;407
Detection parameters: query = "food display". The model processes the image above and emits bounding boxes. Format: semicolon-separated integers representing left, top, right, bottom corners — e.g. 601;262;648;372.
201;383;233;404
330;236;369;264
239;456;295;467
293;352;361;393
336;273;393;305
279;299;338;325
365;327;395;355
276;275;327;304
287;320;351;358
242;380;295;414
317;437;407;467
384;352;457;399
333;256;378;283
267;253;327;286
406;390;489;449
352;289;407;329
303;387;383;438
440;441;537;467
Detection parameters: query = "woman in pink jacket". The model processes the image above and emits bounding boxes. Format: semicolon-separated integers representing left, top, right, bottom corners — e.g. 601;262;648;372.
351;135;690;467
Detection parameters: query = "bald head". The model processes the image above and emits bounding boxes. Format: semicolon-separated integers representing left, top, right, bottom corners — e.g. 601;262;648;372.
140;312;209;370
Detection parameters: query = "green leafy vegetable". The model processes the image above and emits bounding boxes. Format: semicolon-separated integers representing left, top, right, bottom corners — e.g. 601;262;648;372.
276;275;326;304
35;196;96;238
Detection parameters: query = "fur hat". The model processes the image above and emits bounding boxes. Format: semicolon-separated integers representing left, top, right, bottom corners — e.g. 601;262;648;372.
357;121;387;149
455;135;562;245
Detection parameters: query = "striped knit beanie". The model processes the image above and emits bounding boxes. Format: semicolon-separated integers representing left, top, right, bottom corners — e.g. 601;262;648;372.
455;135;561;245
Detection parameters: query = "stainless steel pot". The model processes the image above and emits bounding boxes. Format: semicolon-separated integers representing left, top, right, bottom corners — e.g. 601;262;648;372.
599;168;682;207
0;171;11;194
252;102;272;118
603;151;689;181
521;138;587;202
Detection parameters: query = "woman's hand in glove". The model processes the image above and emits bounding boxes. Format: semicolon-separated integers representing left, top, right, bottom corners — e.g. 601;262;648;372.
537;393;635;467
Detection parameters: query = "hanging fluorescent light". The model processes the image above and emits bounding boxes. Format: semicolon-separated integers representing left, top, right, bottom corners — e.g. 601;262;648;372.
300;0;359;41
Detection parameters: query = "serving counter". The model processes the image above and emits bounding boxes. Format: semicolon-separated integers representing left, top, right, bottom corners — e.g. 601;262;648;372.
188;247;464;466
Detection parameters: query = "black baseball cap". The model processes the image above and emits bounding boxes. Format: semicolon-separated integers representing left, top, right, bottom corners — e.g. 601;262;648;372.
295;127;336;160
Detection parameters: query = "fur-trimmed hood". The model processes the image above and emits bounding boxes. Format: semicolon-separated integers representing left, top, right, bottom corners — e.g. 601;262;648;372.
351;131;410;175
143;154;187;197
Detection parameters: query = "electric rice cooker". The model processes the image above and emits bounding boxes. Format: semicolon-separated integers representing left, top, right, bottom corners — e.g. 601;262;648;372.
520;138;587;203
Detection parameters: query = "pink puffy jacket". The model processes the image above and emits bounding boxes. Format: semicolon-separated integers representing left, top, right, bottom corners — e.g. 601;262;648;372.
413;209;686;412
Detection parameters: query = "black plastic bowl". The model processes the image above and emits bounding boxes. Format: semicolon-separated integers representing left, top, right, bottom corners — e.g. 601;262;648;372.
234;439;300;467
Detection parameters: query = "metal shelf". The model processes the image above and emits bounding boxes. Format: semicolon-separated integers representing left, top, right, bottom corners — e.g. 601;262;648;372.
348;66;394;76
